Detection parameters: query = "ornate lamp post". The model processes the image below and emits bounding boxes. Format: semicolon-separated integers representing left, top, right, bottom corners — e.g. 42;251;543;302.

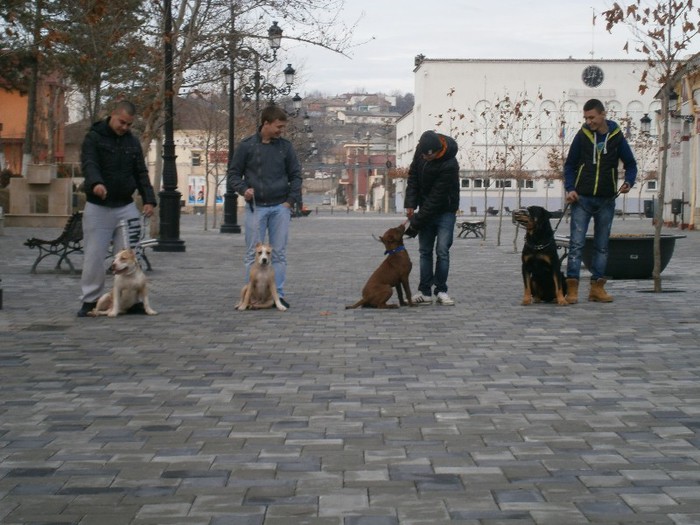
220;21;295;233
640;113;652;135
242;61;296;110
154;0;186;252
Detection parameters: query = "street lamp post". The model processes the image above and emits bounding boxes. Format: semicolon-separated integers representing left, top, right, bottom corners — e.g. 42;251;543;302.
220;20;293;234
154;0;186;252
242;61;296;110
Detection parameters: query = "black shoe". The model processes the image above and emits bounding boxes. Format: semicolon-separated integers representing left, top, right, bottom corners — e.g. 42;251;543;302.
280;298;290;309
126;302;147;315
76;302;97;318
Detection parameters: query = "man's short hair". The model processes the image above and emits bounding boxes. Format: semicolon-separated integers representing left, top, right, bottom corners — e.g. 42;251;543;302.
112;100;137;116
260;105;288;126
583;98;605;113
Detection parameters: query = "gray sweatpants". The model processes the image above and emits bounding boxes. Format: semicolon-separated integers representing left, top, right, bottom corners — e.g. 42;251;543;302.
80;202;141;303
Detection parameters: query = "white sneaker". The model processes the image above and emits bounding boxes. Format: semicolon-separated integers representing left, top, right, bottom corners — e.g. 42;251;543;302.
436;292;455;305
412;292;433;305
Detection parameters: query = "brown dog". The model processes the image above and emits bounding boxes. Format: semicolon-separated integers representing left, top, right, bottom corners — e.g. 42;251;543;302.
346;224;413;309
236;242;287;311
91;248;157;317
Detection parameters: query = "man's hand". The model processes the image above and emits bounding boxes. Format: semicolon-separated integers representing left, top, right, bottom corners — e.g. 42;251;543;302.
143;204;155;218
405;208;415;219
565;190;579;204
93;183;107;200
244;188;254;201
619;182;631;194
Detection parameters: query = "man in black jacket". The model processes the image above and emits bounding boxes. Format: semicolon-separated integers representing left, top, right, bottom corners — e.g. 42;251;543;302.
404;130;460;305
563;98;636;304
77;100;157;317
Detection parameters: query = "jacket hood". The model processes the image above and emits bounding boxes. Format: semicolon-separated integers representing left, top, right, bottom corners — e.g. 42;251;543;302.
437;134;458;162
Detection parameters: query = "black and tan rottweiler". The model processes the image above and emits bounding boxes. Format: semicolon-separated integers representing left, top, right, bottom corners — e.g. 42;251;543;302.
512;206;568;306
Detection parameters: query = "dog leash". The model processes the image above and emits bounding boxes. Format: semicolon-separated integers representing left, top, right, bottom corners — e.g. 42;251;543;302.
566;185;624;221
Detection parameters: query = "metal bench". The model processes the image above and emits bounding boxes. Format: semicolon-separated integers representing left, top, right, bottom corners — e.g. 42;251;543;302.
24;212;84;274
457;220;485;238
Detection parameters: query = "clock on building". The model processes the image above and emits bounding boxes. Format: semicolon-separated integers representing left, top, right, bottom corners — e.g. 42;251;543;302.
582;65;604;87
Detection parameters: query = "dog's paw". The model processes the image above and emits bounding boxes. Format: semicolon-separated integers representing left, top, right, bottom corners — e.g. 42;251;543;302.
107;311;118;318
145;309;158;315
276;304;288;312
521;296;533;306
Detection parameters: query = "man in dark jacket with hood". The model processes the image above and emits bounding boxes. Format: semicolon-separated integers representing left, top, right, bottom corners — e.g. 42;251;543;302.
563;98;636;304
404;130;460;306
77;100;157;317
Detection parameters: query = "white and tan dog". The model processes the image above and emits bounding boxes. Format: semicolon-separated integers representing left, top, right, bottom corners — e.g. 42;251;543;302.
90;248;157;317
236;242;287;311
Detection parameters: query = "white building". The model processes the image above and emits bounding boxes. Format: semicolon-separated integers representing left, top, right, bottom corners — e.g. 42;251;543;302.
396;58;662;215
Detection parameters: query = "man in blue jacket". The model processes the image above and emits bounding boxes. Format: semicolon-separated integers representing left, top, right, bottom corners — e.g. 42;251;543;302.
404;130;460;306
77;100;157;317
564;98;637;304
227;105;302;308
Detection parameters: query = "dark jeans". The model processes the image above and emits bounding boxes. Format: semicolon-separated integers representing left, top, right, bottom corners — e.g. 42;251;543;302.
566;195;616;281
417;212;456;295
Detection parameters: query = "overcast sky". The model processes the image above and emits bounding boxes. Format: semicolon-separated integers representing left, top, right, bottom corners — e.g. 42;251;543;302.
283;0;700;97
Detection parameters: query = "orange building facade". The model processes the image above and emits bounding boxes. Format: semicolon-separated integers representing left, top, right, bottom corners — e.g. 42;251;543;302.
0;71;66;174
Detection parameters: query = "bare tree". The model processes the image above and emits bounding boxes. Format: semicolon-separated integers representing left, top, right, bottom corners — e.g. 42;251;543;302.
603;0;700;292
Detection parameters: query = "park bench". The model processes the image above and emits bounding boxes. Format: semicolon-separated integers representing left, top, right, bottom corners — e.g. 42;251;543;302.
457;220;485;238
24;212;83;274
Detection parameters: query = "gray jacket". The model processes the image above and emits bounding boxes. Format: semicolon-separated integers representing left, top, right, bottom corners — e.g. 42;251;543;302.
226;132;302;207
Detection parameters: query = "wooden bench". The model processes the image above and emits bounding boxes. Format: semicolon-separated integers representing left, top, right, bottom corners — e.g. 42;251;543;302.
457;220;485;238
24;212;84;274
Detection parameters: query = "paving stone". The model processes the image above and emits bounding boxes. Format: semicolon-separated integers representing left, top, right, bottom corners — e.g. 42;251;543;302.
1;214;699;523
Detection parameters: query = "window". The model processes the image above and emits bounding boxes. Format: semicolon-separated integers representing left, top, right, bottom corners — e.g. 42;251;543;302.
192;152;201;167
518;179;535;189
495;179;512;189
461;179;470;189
646;180;657;190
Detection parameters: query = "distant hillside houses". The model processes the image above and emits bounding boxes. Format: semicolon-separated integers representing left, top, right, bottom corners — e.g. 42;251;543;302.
304;93;403;125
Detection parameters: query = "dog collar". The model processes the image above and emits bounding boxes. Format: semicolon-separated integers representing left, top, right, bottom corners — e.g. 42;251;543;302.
384;245;406;255
525;238;552;251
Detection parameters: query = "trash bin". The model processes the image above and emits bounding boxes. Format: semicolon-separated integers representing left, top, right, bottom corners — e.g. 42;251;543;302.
671;198;682;215
643;199;655;218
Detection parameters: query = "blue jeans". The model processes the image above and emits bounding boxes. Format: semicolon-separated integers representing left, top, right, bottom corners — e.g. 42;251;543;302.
244;204;291;297
417;212;456;296
566;195;616;281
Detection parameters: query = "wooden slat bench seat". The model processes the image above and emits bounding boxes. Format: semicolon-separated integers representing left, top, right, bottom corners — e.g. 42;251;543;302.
24;212;83;274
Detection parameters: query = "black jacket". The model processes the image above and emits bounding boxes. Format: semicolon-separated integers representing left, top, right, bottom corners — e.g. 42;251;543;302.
564;120;637;197
81;118;157;208
404;134;460;229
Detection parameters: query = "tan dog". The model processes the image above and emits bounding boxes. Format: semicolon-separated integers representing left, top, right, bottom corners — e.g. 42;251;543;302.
91;248;157;317
236;242;287;311
346;224;413;309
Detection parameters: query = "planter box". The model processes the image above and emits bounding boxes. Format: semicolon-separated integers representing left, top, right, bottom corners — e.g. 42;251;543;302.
582;234;685;279
556;233;685;279
26;164;57;184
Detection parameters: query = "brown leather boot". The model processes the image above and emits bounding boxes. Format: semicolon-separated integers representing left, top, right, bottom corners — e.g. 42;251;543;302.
565;278;579;304
589;278;613;302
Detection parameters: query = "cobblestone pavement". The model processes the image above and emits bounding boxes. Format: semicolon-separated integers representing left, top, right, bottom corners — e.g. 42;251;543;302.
1;210;699;525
